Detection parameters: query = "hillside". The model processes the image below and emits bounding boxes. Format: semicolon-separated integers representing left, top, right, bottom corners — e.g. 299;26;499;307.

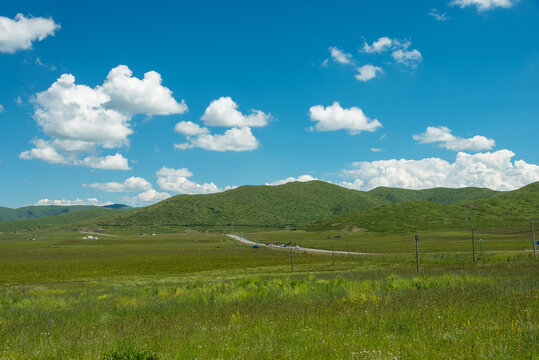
368;186;499;205
0;208;129;233
308;181;539;232
87;181;384;231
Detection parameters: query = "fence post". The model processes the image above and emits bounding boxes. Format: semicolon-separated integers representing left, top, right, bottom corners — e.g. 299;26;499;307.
415;234;419;274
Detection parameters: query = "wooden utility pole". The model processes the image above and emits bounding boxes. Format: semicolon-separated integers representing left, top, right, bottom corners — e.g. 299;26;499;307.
532;217;536;260
472;226;476;263
415;234;419;274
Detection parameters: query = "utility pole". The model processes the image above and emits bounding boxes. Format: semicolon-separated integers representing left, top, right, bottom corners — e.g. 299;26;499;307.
415;234;419;274
472;226;476;263
532;217;536;260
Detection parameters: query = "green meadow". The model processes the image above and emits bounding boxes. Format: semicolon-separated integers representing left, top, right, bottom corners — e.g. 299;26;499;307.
0;228;537;359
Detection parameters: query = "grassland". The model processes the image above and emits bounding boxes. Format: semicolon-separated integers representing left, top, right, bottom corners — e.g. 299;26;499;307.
0;227;537;359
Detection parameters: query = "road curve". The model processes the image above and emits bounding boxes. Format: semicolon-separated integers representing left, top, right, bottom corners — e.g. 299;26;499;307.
227;234;375;256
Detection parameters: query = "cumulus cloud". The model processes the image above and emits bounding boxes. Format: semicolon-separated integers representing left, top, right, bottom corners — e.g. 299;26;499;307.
34;198;112;206
0;14;59;53
355;64;383;82
201;97;270;128
127;189;171;206
340;150;539;191
266;175;318;186
175;127;259;152
78;154;130;170
174;121;210;136
86;176;152;192
450;0;517;11
308;102;382;135
100;65;187;115
429;9;450;21
413;126;495;151
361;37;394;53
329;46;353;64
21;65;184;169
156;166;222;194
392;49;422;67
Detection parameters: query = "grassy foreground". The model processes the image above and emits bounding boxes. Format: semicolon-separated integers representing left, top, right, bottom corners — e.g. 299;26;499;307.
0;230;537;359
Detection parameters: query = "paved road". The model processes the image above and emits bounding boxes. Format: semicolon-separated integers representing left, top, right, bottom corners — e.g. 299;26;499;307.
227;234;375;256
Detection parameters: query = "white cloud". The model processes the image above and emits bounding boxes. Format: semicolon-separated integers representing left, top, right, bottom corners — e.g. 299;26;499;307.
413;126;495;151
33;74;132;146
0;104;3;112
308;102;382;135
392;49;422;67
34;198;112;206
355;64;383;82
15;96;23;105
78;154;130;170
429;9;450;21
100;65;187;115
127;189;171;206
329;46;353;64
201;97;270;128
174;121;210;136
450;0;517;11
156;166;222;194
266;175;318;186
340;150;539;191
370;148;383;152
176;127;259;152
86;176;152;192
0;14;59;53
19;139;68;164
21;65;184;169
361;37;394;53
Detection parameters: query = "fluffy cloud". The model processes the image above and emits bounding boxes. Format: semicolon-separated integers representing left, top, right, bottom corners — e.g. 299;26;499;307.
78;154;130;170
309;102;382;135
201;97;270;128
266;175;318;186
450;0;516;11
340;150;539;191
174;121;210;136
361;37;394;53
391;49;422;67
355;64;383;82
0;104;3;112
413;126;495;151
429;9;450;21
127;189;171;206
34;198;112;206
156;167;222;194
86;176;152;192
21;65;184;169
329;46;353;64
100;65;187;115
175;127;259;152
0;14;59;53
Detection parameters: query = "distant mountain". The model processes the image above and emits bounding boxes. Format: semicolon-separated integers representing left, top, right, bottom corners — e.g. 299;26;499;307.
308;181;539;233
0;205;98;222
102;204;133;211
0;208;128;233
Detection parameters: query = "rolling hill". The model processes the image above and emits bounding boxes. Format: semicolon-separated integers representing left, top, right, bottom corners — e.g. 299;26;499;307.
308;181;539;233
0;204;132;222
78;180;506;232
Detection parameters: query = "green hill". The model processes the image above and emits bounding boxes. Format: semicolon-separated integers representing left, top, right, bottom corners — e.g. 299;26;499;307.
0;208;128;233
87;181;384;231
308;181;539;233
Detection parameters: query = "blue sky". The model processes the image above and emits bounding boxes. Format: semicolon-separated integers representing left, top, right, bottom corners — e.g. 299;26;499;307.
0;0;538;208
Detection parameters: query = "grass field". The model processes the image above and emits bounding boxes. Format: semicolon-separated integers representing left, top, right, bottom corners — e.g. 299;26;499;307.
0;229;537;359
